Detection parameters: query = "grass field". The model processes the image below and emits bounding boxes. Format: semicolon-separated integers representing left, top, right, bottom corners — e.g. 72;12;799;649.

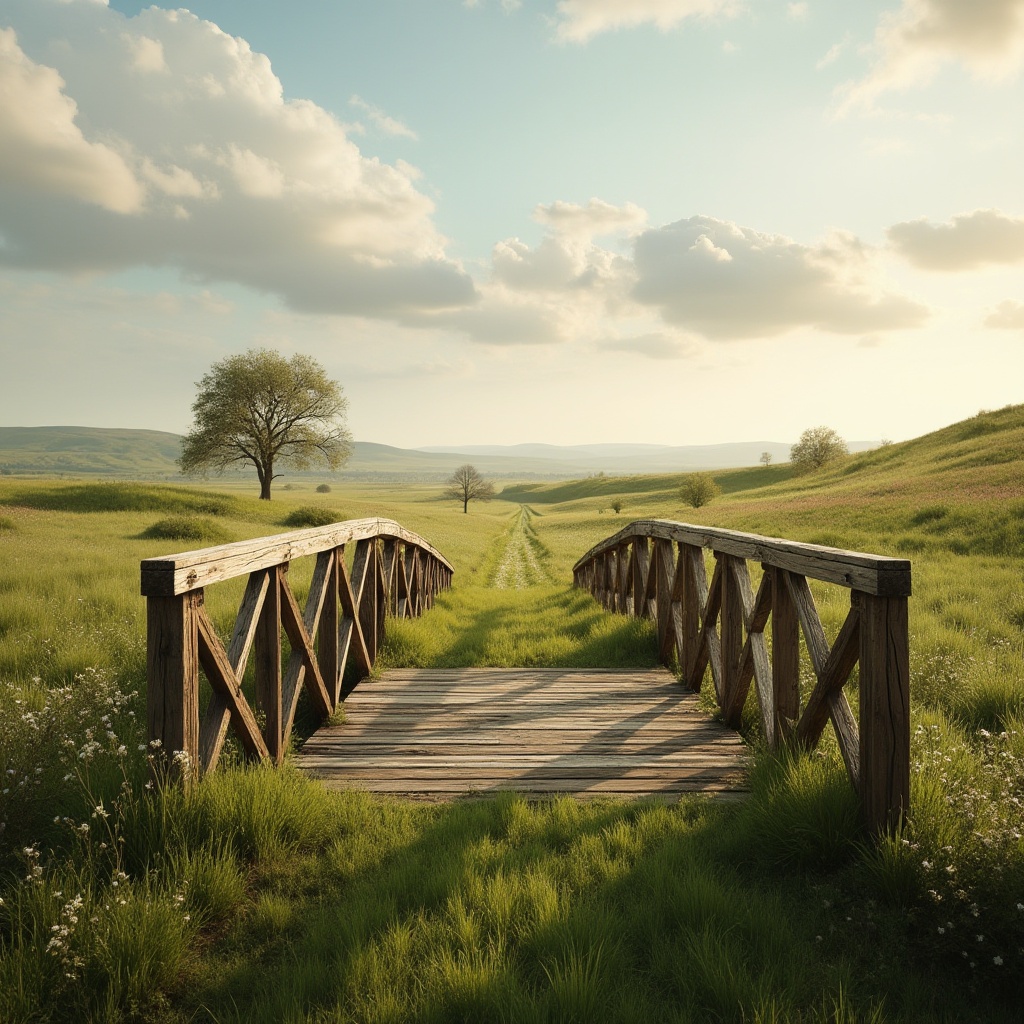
1;407;1023;1022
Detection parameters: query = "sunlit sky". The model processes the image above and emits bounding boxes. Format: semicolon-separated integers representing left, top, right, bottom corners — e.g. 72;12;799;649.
1;0;1022;447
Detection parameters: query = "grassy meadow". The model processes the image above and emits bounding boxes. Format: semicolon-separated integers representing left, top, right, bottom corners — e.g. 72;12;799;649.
1;406;1023;1022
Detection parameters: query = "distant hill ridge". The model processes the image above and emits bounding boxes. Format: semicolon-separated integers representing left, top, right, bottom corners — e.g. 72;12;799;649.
0;426;832;479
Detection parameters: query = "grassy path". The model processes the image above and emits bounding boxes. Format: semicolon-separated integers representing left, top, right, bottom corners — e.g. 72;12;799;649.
491;506;549;589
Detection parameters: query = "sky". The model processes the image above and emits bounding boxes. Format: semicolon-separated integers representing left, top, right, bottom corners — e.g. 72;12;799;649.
0;0;1022;448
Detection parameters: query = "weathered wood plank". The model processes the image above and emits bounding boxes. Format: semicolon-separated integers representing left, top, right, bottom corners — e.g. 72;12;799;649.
296;669;748;798
859;594;910;834
573;520;911;597
142;518;453;596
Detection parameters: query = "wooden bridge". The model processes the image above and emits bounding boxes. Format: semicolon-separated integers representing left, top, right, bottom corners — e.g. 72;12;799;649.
141;516;910;832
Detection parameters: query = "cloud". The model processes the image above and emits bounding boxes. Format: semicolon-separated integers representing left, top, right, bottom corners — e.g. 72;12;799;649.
0;27;143;214
596;332;695;359
984;299;1024;330
0;2;472;317
348;95;418;140
887;209;1024;270
631;215;929;340
838;0;1024;114
787;3;809;21
533;198;648;240
554;0;741;44
816;39;847;70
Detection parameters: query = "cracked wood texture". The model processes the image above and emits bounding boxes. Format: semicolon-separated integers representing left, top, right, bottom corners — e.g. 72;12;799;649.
573;520;910;835
297;668;749;799
144;519;453;779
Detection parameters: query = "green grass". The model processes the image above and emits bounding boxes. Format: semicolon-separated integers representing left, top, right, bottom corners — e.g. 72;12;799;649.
1;406;1023;1021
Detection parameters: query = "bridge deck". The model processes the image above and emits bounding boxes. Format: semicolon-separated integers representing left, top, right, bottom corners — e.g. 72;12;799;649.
296;668;749;799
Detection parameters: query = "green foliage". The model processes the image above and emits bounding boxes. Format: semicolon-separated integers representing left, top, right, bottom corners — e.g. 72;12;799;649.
680;470;721;508
282;505;338;528
179;348;353;500
610;498;623;513
315;482;332;493
140;514;229;544
791;426;849;471
0;514;15;532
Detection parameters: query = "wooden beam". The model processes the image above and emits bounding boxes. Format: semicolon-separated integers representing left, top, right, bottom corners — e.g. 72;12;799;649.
142;517;453;597
146;592;201;780
255;565;283;764
770;567;800;746
572;519;911;597
859;593;910;834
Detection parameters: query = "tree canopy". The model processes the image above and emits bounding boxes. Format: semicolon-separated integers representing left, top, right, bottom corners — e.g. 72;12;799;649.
444;464;494;513
790;426;848;471
178;349;352;500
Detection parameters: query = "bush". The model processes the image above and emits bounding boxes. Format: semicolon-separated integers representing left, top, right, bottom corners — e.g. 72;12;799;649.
283;506;337;528
610;499;623;514
679;472;720;508
141;515;229;544
0;515;15;533
316;483;332;493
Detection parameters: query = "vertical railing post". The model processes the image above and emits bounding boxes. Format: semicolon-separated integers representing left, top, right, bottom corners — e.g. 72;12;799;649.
256;564;283;763
719;554;745;727
680;544;701;687
632;537;650;619
770;566;800;747
320;549;340;706
146;591;201;780
859;593;910;834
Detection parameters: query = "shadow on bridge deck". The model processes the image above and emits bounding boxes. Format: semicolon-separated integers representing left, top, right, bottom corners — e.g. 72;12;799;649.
295;668;749;800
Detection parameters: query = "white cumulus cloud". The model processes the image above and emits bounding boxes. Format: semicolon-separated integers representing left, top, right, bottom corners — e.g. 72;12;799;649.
887;209;1024;270
838;0;1024;114
0;27;143;214
0;1;472;317
631;215;929;340
554;0;741;44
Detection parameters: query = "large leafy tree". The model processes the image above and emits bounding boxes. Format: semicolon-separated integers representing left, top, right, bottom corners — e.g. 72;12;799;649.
790;426;848;471
179;349;353;500
444;464;494;513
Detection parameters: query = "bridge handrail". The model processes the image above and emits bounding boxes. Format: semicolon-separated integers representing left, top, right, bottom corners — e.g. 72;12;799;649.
142;517;452;778
572;519;910;834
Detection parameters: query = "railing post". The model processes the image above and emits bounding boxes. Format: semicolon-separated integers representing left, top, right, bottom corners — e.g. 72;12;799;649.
719;554;745;727
680;544;701;686
320;549;340;706
146;591;201;780
256;563;284;763
770;566;800;746
859;593;910;834
632;538;650;619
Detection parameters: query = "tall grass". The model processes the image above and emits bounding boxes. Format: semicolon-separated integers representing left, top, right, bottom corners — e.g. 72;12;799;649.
1;408;1024;1023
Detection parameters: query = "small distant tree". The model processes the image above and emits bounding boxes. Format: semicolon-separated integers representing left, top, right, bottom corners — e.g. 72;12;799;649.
680;472;720;508
610;499;623;514
179;349;352;500
790;426;848;471
759;451;773;467
445;464;494;513
316;483;332;493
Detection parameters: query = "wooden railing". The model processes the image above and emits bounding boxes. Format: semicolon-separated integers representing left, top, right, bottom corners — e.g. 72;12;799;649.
573;520;910;834
141;518;452;777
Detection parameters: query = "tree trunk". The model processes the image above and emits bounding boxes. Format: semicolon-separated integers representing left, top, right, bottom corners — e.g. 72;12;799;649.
257;459;273;500
463;497;468;513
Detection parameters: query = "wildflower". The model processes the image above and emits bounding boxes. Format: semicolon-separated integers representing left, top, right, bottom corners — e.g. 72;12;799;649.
994;956;1003;966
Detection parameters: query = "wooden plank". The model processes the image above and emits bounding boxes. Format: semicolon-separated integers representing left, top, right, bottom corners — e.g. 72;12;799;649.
280;569;333;742
572;520;911;597
770;567;800;745
141;517;453;597
785;572;830;677
859;593;910;834
195;607;270;764
255;565;283;763
146;592;201;780
319;550;340;705
720;555;746;727
226;570;270;678
796;603;861;748
296;669;748;798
